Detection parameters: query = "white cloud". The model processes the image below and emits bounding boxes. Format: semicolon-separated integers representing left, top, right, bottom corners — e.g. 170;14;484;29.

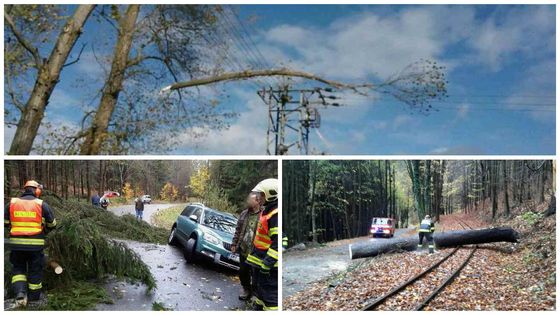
174;87;268;154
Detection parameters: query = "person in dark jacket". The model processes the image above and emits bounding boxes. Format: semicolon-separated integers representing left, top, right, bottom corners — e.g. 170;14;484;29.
91;192;101;207
4;180;56;308
135;197;145;221
231;192;262;300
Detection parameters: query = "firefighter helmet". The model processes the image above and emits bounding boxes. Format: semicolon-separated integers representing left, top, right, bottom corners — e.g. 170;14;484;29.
24;180;43;197
252;178;278;202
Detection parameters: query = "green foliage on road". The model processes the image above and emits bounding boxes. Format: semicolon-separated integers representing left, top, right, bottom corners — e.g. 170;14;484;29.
151;204;186;230
45;281;113;310
4;192;169;310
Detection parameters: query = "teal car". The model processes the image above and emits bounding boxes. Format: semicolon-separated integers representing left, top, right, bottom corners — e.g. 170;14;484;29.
168;203;240;270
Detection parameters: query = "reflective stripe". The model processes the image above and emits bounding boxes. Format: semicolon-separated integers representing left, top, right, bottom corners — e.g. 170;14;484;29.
266;248;278;260
263;305;279;311
46;219;57;228
28;282;42;290
12;274;27;283
11;221;42;227
11;227;43;234
269;227;278;236
418;229;431;232
4;219;10;225
428;245;435;248
254;297;264;306
8;238;45;246
254;238;271;249
417;244;423;247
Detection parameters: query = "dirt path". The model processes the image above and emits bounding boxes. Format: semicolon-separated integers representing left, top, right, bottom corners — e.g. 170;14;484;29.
96;240;246;311
283;228;413;297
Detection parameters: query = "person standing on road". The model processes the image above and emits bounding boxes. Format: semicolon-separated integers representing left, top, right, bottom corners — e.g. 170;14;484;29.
418;215;435;254
135;196;144;221
231;192;262;301
91;191;101;207
4;180;57;308
246;178;279;311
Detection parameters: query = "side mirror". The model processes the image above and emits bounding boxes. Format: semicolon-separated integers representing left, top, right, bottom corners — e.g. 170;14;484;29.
189;214;198;222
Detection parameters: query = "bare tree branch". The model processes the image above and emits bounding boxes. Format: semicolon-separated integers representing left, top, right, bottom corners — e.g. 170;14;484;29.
63;43;87;68
4;12;43;68
161;68;375;93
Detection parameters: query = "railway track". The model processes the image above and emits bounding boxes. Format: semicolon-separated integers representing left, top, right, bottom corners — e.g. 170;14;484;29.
362;219;477;311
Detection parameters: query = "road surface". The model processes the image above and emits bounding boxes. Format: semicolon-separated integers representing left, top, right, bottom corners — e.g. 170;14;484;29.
97;203;247;311
108;203;179;224
96;240;246;311
283;228;413;298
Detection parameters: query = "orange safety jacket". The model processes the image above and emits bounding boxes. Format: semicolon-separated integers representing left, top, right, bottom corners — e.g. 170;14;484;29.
9;198;44;236
246;203;278;270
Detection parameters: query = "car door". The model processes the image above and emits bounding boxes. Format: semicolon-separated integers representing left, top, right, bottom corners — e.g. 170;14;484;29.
177;205;195;241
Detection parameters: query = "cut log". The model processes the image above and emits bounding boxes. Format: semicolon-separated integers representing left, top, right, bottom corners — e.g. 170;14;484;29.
48;260;64;275
349;227;519;260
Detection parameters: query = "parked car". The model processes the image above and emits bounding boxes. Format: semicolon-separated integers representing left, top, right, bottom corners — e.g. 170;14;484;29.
168;203;239;270
141;195;152;204
370;217;395;238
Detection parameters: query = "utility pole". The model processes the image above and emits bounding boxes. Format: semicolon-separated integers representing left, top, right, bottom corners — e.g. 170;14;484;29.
258;85;340;155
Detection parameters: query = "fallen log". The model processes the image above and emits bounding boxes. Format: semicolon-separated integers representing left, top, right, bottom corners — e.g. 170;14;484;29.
349;227;519;260
48;260;64;275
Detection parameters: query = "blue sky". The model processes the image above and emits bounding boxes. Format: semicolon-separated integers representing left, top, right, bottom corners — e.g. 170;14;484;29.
4;5;556;155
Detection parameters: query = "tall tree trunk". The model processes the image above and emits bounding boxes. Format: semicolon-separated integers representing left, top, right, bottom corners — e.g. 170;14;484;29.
503;161;511;217
8;5;95;154
80;5;141;155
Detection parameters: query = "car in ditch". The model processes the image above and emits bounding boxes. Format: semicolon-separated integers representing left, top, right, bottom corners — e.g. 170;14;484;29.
168;203;239;270
369;217;395;238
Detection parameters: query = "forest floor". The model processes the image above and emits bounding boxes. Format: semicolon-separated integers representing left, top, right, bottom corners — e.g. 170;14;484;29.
283;200;555;311
282;228;413;297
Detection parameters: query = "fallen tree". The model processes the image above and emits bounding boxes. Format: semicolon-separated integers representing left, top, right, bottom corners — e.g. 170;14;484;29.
4;191;169;309
349;227;519;260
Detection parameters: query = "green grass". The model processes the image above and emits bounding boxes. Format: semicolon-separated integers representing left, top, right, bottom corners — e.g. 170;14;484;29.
151;204;186;230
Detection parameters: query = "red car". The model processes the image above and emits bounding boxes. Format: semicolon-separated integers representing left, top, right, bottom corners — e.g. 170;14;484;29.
370;217;395;238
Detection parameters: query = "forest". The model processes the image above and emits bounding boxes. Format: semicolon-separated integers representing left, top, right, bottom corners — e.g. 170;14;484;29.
4;159;277;212
283;160;554;244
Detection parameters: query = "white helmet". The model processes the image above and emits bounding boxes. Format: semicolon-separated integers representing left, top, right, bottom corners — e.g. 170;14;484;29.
252;178;278;202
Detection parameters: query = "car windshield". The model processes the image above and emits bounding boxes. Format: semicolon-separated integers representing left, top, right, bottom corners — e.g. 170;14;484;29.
202;211;237;234
372;218;389;225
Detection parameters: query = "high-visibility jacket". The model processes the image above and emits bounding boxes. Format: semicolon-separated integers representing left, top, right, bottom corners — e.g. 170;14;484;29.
4;193;56;250
247;201;278;270
418;219;435;233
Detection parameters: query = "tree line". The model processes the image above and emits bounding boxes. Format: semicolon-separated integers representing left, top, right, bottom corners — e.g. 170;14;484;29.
4;160;277;213
283;160;554;245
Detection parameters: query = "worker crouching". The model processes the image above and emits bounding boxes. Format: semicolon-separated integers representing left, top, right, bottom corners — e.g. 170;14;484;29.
418;215;435;254
4;181;57;308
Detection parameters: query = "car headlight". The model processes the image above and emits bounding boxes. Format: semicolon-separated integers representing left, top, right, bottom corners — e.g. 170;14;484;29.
203;232;220;245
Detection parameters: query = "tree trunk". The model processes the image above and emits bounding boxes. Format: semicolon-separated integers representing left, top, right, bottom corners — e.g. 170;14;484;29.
80;4;140;155
8;5;95;155
349;227;519;259
503;161;511;217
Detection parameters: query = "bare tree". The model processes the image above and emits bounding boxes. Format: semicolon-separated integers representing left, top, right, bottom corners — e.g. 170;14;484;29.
6;5;96;155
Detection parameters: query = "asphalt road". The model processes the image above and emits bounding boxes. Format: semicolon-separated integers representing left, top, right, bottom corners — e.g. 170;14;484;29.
283;228;413;298
97;203;247;311
96;240;246;311
108;203;179;224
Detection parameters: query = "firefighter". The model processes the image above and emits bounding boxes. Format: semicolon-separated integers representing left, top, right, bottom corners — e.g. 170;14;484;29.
4;180;57;308
418;214;435;254
246;178;278;311
282;236;288;252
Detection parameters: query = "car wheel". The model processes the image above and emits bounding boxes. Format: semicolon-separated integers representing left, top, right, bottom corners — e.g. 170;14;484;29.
184;238;198;262
168;226;178;246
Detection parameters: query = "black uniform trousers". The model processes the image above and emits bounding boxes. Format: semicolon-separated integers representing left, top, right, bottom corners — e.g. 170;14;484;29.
10;250;45;300
251;267;278;310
